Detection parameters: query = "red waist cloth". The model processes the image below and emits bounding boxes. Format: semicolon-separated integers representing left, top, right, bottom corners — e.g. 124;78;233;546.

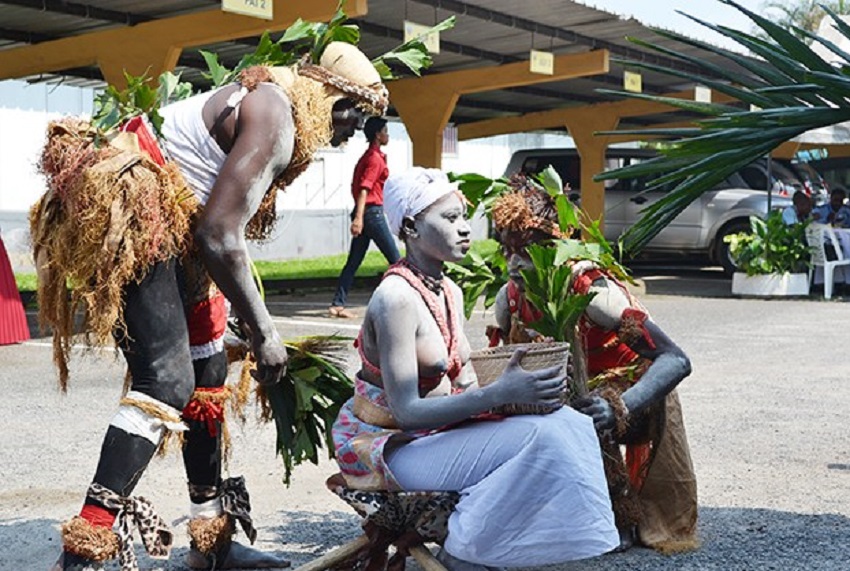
119;116;166;166
0;237;29;346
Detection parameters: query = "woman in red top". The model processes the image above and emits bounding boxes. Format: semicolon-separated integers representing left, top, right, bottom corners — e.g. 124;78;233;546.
329;117;401;318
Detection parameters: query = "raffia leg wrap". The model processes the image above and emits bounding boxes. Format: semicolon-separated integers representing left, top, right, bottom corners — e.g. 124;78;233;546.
601;438;642;530
61;516;120;563
188;514;236;557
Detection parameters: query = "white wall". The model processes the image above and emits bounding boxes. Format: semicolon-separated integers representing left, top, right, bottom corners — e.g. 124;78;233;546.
0;79;575;269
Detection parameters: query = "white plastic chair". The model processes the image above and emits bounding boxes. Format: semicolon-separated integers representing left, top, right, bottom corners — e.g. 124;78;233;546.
805;223;850;299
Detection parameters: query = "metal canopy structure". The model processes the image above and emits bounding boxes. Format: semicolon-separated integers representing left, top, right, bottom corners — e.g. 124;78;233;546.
0;0;764;220
0;0;736;122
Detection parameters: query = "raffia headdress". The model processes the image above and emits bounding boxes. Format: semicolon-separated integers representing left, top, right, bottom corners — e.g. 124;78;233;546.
491;174;568;240
238;42;389;240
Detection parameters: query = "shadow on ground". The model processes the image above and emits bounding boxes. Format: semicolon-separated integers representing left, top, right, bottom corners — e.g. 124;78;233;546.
258;507;850;571
3;507;849;570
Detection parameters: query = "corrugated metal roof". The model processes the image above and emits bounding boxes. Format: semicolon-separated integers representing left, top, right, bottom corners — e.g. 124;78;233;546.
0;0;752;129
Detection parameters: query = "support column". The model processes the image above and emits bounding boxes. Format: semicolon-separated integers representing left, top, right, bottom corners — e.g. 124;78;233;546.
389;85;457;168
564;114;619;231
98;45;182;88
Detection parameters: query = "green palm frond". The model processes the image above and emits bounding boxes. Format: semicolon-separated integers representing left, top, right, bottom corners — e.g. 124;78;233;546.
597;0;850;256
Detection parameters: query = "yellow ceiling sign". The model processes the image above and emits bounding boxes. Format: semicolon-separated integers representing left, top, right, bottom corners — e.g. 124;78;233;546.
222;0;273;20
624;70;642;93
530;50;554;75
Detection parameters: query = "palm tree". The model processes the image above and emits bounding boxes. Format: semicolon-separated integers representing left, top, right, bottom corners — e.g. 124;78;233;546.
756;0;849;41
599;0;850;256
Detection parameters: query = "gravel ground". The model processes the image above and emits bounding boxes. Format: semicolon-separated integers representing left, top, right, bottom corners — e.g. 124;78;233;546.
2;274;849;571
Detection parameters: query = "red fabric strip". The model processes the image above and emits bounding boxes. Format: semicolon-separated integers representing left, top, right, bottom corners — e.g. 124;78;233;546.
187;293;228;347
119;116;166;166
182;387;228;437
80;503;116;529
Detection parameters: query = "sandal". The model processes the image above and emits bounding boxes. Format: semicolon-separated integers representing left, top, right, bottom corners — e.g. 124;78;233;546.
328;306;356;319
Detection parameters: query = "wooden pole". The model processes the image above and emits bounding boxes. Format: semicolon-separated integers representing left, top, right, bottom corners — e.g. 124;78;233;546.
291;534;370;571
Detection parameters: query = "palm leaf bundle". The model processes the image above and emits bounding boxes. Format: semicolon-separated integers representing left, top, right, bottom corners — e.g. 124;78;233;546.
253;335;354;485
596;0;850;256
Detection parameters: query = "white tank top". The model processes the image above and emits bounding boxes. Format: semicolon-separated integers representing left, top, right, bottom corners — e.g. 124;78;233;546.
160;87;239;205
159;84;282;206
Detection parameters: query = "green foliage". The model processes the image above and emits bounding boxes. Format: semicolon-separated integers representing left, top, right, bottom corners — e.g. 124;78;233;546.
372;17;457;79
724;210;811;275
201;7;452;89
520;245;595;342
445;240;506;319
262;336;354;485
537;165;564;198
446;169;632;317
448;171;510;213
92;70;193;137
593;0;850;257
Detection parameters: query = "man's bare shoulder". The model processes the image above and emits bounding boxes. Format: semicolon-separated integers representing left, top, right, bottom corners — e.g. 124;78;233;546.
239;84;293;127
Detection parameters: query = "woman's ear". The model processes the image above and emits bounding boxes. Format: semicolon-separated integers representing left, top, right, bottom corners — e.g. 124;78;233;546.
401;216;418;239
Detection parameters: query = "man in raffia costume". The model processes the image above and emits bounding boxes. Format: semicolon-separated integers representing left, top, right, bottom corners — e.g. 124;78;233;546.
32;42;388;571
485;175;699;554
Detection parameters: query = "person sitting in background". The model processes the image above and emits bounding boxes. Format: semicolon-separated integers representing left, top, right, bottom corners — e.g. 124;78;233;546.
329;117;401;319
813;187;850;227
782;190;812;225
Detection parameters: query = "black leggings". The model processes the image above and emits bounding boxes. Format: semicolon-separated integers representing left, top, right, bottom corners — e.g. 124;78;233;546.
89;259;227;506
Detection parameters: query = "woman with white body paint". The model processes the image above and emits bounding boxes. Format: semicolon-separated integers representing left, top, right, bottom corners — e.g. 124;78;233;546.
332;167;619;571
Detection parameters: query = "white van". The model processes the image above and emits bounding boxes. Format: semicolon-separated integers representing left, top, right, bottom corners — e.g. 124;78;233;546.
505;148;817;274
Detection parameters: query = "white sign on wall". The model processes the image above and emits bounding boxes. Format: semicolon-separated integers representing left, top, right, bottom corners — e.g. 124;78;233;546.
221;0;273;20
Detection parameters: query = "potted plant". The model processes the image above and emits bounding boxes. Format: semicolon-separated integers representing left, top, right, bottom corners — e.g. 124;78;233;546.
724;210;811;297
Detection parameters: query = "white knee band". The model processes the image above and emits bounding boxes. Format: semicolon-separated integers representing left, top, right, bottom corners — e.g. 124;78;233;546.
190;497;223;520
110;391;187;445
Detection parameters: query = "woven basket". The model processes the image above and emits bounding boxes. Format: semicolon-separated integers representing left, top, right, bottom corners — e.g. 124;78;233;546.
470;342;570;415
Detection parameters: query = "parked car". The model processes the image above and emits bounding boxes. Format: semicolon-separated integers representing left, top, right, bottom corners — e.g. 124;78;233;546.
808;156;850;193
504;148;820;275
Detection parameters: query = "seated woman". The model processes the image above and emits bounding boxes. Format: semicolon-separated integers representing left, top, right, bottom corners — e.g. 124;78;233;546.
332;167;619;571
486;175;698;553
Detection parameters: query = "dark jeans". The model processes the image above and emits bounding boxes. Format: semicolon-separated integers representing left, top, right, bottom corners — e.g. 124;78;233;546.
332;205;401;307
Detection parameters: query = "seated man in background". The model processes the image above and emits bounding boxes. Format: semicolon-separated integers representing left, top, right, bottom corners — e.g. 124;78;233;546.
813;187;850;227
782;190;812;225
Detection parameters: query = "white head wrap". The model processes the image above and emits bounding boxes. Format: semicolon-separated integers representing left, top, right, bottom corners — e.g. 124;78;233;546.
384;167;459;237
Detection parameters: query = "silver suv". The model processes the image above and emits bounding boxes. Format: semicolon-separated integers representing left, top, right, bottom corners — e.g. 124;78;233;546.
505;148;826;274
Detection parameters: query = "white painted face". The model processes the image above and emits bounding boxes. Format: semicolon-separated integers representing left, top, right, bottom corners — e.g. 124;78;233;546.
410;193;471;263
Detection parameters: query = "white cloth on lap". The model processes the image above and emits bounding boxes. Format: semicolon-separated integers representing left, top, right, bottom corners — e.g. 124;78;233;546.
385;407;618;567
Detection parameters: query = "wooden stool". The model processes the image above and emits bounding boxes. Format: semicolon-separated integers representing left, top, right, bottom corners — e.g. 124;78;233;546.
293;474;459;571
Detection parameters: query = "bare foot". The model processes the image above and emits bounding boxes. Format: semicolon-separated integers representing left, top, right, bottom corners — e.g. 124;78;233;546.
328;306;356;319
50;552;102;571
612;525;635;553
436;548;494;571
185;541;290;569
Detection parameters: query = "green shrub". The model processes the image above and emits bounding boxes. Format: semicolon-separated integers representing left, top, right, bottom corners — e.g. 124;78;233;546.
724;210;811;276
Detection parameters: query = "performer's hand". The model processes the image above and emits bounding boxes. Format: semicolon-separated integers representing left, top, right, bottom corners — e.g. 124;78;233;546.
489;348;565;407
350;218;364;237
251;331;287;386
573;395;616;432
